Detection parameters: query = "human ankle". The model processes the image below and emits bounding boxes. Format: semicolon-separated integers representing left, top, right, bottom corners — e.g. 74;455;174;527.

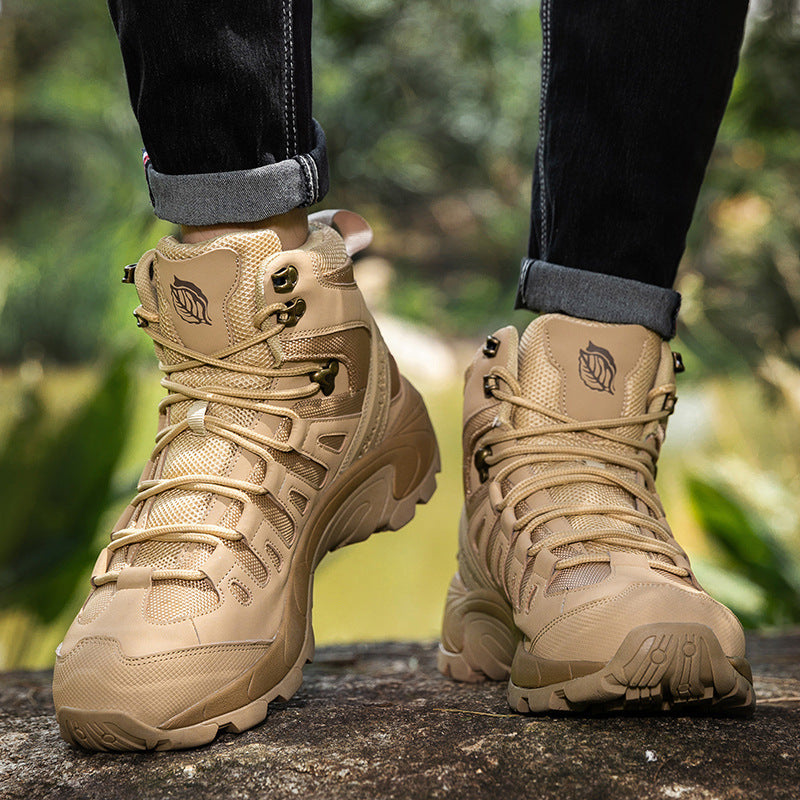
181;207;309;249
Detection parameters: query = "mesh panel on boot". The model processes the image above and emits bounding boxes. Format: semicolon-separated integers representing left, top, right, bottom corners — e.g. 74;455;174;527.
546;562;613;593
227;540;269;586
219;500;243;530
216;406;258;430
263;543;283;571
146;579;218;622
517;321;564;428
137;541;215;572
289;490;308;514
253;494;295;547
513;317;683;590
230;580;251;605
144;543;217;622
294;390;365;419
78;583;115;623
116;223;366;628
283;328;371;393
268;449;327;488
317;433;346;453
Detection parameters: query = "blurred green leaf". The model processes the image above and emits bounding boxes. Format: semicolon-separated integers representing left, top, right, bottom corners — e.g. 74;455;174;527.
686;475;800;626
0;353;133;623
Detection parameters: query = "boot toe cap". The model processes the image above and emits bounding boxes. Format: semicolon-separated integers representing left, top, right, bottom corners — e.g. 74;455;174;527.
529;582;745;664
53;635;270;730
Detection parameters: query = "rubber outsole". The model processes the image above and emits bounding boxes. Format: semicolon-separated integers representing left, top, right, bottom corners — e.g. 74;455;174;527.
439;618;756;717
508;623;755;716
57;386;440;752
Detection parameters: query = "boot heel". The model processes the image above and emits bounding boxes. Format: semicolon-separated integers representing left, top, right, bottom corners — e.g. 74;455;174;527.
438;573;519;682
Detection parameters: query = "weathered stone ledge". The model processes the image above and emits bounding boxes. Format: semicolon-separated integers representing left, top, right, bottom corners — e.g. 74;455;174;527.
1;632;799;800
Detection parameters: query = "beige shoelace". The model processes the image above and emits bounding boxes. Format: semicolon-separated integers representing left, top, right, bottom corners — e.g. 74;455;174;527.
481;365;689;578
94;300;328;587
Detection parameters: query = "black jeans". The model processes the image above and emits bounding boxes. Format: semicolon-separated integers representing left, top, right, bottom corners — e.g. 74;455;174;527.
109;0;749;338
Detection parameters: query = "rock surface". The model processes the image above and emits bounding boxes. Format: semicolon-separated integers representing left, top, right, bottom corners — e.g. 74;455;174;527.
1;633;799;800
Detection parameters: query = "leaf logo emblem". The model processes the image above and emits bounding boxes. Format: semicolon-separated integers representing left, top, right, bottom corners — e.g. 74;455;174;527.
578;341;617;394
170;276;212;325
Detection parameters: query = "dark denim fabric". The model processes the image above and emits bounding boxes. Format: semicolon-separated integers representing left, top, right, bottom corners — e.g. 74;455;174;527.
518;260;681;339
518;0;749;336
108;0;323;223
111;0;748;336
143;122;328;226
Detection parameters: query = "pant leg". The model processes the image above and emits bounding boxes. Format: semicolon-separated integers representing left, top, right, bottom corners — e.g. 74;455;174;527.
517;0;749;338
108;0;327;225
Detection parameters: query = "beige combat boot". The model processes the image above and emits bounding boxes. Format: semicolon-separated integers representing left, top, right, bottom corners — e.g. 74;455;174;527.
53;210;440;750
439;313;754;714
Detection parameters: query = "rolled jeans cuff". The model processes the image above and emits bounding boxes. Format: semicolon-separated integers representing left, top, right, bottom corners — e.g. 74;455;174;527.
515;258;681;339
143;120;330;226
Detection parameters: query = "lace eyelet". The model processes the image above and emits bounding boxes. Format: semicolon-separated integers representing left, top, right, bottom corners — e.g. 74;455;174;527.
272;265;299;294
133;310;149;327
474;445;492;482
483;374;499;398
276;297;306;326
482;335;500;358
310;359;339;396
121;264;136;284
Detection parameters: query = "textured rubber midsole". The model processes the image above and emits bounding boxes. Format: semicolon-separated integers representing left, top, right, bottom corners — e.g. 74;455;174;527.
508;623;756;714
438;577;755;714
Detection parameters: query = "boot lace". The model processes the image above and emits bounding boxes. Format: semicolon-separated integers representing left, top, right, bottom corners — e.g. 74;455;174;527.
480;365;689;579
94;298;330;587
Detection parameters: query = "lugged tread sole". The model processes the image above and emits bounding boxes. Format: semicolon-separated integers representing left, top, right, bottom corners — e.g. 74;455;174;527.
438;568;755;718
507;623;755;717
57;631;314;752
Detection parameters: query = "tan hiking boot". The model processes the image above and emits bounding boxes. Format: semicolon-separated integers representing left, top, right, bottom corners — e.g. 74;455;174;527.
53;210;440;751
438;313;755;714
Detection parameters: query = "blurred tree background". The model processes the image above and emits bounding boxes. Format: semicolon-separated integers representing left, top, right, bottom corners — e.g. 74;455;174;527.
0;0;799;668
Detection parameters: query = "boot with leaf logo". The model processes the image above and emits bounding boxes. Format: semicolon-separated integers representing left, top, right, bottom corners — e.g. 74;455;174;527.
53;210;440;750
439;313;754;715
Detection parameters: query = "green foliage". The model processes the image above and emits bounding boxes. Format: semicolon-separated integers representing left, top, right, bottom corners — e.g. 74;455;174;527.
315;0;539;317
316;0;540;197
1;0;167;363
5;0;798;351
686;475;800;627
679;2;800;379
387;271;530;337
0;354;133;624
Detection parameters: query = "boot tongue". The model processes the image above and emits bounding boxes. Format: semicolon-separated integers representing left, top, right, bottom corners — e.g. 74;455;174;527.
149;229;284;356
516;314;663;427
513;314;671;589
